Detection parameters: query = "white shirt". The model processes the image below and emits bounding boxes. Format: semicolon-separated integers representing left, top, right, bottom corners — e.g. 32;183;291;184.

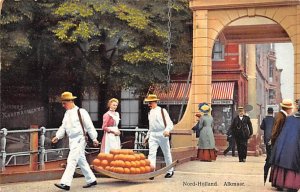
147;106;173;138
56;106;97;148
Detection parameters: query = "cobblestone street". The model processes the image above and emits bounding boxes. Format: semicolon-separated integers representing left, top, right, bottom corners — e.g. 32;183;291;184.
0;155;281;192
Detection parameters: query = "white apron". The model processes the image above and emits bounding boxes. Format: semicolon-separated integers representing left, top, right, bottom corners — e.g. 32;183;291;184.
104;112;121;153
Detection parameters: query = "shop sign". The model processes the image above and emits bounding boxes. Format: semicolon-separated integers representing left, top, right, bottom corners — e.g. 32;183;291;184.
212;100;233;105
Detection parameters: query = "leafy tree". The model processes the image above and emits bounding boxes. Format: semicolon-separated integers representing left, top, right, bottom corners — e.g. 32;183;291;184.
0;0;192;126
51;0;192;96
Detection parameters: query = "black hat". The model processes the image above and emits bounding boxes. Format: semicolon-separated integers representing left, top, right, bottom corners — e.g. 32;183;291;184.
267;107;274;113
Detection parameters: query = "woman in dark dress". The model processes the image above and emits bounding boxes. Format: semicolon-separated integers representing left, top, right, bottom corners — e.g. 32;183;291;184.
269;101;300;191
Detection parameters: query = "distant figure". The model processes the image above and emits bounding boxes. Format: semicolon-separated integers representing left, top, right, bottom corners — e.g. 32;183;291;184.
100;98;121;153
52;92;99;191
260;107;274;184
197;103;217;161
271;99;294;145
269;100;300;192
230;106;253;162
223;128;236;157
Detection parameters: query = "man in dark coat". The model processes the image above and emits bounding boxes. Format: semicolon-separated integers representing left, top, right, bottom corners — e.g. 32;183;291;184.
230;107;253;162
260;107;274;183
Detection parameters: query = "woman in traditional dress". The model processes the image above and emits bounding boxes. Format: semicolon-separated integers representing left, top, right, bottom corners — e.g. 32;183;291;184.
100;98;121;153
197;103;217;161
269;100;300;192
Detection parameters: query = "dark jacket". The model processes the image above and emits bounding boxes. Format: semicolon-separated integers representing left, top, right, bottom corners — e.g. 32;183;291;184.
230;115;253;140
271;111;286;145
260;115;275;145
226;128;234;142
270;114;300;172
192;121;200;138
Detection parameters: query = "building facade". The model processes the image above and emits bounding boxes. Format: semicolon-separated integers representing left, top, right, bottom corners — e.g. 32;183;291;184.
212;42;248;136
256;43;282;122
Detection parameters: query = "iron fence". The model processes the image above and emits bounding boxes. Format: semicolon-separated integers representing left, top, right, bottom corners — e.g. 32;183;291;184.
0;127;148;172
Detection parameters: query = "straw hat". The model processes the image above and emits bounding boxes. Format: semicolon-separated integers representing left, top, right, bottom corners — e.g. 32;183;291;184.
144;94;160;102
280;99;294;109
61;91;77;101
238;106;244;111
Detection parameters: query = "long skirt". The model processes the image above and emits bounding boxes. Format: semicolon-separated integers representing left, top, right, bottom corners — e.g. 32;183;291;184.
269;165;300;190
100;129;121;154
197;149;217;161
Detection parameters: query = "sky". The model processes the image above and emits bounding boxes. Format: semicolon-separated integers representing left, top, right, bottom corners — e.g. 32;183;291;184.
275;43;294;101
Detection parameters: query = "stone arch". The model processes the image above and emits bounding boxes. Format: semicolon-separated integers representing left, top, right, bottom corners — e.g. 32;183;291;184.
175;4;298;133
207;7;296;48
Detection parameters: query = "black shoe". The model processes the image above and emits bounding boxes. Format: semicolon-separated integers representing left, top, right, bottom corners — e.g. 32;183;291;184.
239;159;243;162
149;177;154;180
54;183;70;191
82;181;97;188
223;152;227;156
165;171;174;178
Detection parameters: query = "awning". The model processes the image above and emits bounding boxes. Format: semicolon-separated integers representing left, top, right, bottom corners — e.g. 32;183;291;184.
148;81;234;105
151;83;191;105
212;82;235;105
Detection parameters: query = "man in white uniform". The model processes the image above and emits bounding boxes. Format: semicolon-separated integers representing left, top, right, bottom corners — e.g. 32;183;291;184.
144;94;174;178
52;92;99;191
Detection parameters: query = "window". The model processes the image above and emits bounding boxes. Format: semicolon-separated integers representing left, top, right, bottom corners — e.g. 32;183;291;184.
269;61;274;82
269;89;276;102
121;88;139;128
82;87;98;121
212;39;225;61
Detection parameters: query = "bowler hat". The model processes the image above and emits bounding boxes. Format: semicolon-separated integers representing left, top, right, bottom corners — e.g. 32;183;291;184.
144;94;160;102
267;107;274;113
61;91;77;101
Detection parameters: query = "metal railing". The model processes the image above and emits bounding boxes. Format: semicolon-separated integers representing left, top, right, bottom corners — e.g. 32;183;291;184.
0;126;148;172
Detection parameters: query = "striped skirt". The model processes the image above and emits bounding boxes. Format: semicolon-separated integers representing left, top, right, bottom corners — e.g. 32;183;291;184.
269;165;300;190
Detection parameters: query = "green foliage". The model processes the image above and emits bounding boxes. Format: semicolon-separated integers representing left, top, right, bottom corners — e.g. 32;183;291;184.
0;14;25;25
113;3;149;30
54;2;93;18
91;0;114;14
52;21;77;42
1;0;192;97
124;46;167;64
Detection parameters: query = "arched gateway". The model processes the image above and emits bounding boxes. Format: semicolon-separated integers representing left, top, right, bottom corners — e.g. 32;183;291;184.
171;0;299;159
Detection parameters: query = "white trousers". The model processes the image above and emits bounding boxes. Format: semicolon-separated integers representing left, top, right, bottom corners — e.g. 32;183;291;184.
148;133;174;174
61;138;96;186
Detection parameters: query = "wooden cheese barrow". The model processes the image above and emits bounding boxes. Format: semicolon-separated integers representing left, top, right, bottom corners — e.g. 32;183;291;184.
75;160;178;181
